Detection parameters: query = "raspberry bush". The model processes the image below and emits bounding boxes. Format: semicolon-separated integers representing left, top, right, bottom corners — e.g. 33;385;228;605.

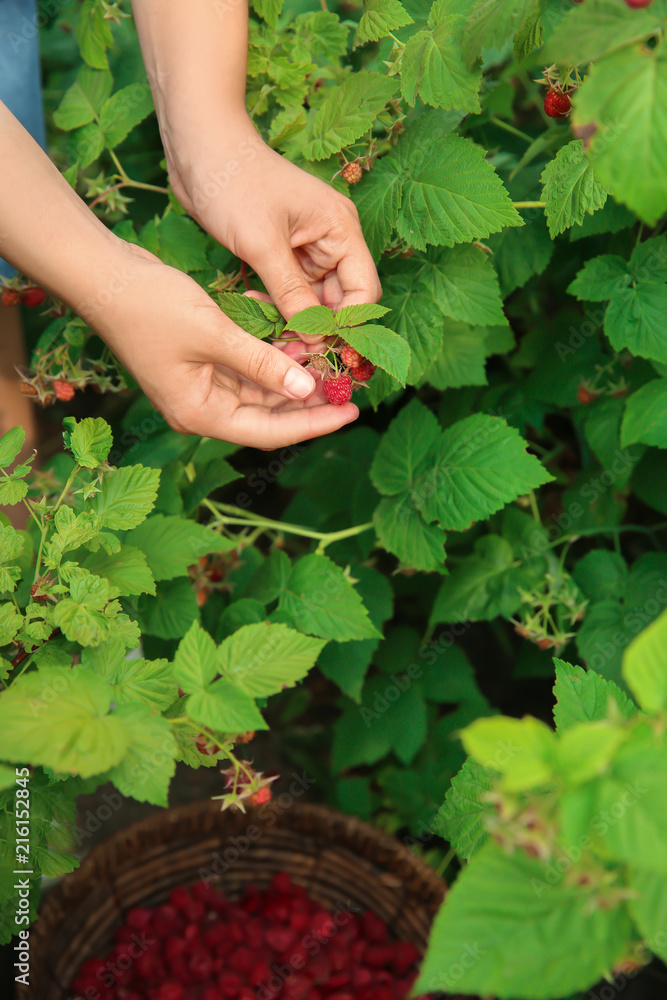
4;2;667;998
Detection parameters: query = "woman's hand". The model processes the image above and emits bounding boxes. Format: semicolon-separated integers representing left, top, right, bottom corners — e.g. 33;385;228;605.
87;242;359;449
164;117;382;336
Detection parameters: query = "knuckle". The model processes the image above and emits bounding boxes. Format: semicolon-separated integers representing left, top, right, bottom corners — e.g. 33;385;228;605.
248;345;279;384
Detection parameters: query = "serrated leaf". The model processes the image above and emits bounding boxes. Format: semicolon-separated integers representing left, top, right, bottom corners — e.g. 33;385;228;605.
351;155;403;261
0;480;28;506
250;0;282;28
278;554;380;641
99;83;154;148
286;305;338;338
463;0;537;67
139;577;199;640
397;134;522;251
354;0;413;48
418;244;507;326
374;495;446;572
173;621;218;693
109;657;177;710
53;67;113;130
541;0;662;66
108;705;176;806
68;417;113;469
568;254;629;302
80;545;156;597
370;398;441;495
0;426;24;468
152;213;209;272
0;603;22;645
573;44;667;225
621;379;667;448
218;622;325;698
217;292;285;339
422;321;489;390
415;840;633;998
401;2;482;114
429;535;531;624
342;323;411;385
413;415;554;532
436;757;496;859
0;525;24;565
553;659;636;732
187;679;267;732
127;515;236;581
76;0;114;70
622;608;667;712
93;465;160;530
335;303;390;327
541;141;608;238
304;72;399;161
0;668;127;777
381;279;444;383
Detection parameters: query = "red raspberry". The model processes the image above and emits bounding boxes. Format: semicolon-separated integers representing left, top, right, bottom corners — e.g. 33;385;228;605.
249;785;272;805
265;925;296;953
272;871;292;894
341;161;363;185
391;939;420;975
323;373;353;405
23;287;46;308
340;344;364;368
1;288;21;307
125;906;153;931
53;379;75;402
351;359;376;382
625;0;653;6
544;90;571;117
155;983;185;1000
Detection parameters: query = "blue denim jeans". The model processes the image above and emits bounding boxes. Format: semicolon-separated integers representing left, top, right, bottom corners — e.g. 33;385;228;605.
0;0;46;278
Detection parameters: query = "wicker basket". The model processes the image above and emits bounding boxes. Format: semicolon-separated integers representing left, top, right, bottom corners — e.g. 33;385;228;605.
21;799;447;1000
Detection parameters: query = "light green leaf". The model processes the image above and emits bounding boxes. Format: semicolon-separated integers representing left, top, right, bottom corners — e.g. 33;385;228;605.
463;0;537;67
415;839;633;998
628;868;667;965
341;323;412;385
304;72;400;160
278;554;380;641
187;679;267;732
335;303;390;327
354;0;413;48
553;659;636;732
352;155;403;261
127;515;236;581
109;658;177;710
80;545;155;597
53;67;113;130
422;321;489;390
68;417;113;469
462;715;556;792
286;305;338;338
108;704;176;806
217;292;285;339
151;213;210;272
436;757;496;860
541;0;662;66
0;525;24;565
418;244;507;327
623;608;667;712
75;0;114;70
413;414;554;532
218;622;325;698
99;83;154;148
621;379;667;448
93;464;160;530
541;140;608;238
172;621;218;692
381;279;444;382
0;668;127;777
568;254;629;302
0;426;25;468
0;602;22;645
397;134;522;251
401;1;481;114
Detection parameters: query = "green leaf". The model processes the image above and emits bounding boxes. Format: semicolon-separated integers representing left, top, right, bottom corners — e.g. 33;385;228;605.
304;72;399;160
149;213;210;272
463;0;537;67
413;415;554;532
172;621;218;692
462;715;556;793
250;0;282;28
68;417;113;469
627;867;667;965
553;659;636;732
75;0;114;70
335;304;391;327
0;427;24;468
0;668;127;777
621;379;667;448
109;657;177;711
187;679;267;732
0;602;22;645
354;0;413;48
397;134;522;251
80;545;155;597
240;549;291;605
573;44;667;225
568;254;629;302
418;244;508;327
93;464;160;530
217;292;286;339
414;840;633;999
0;524;24;566
572;550;628;603
341;323;412;385
541;141;608;238
422;321;489;390
286;305;338;338
374;495;446;572
53;67;113;130
99;83;155;148
379;280;443;382
436;757;496;860
0;479;27;506
352;155;403;261
622;607;667;712
108;705;176;807
278;554;380;641
127;515;236;581
139;577;199;640
401;0;481;114
218;622;325;698
430;535;532;624
541;0;662;66
370;398;441;496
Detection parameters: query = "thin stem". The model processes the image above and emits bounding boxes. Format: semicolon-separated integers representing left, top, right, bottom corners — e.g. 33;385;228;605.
203;499;374;549
528;490;541;525
108;148;127;179
513;201;546;209
436;846;457;878
387;32;405;47
546;522;667;550
488;115;533;144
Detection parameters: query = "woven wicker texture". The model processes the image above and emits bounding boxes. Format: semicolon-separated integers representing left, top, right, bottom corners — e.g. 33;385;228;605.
20;799;447;1000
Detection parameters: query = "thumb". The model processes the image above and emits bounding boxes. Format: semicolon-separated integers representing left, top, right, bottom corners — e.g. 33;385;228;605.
257;246;323;340
212;317;317;401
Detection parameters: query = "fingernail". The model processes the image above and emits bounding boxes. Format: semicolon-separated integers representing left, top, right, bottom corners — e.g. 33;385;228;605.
284;367;315;399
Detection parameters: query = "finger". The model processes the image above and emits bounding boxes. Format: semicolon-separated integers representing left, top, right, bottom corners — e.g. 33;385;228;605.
322;271;344;310
192;389;359;449
254;245;325;340
335;239;383;308
210;319;316;400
